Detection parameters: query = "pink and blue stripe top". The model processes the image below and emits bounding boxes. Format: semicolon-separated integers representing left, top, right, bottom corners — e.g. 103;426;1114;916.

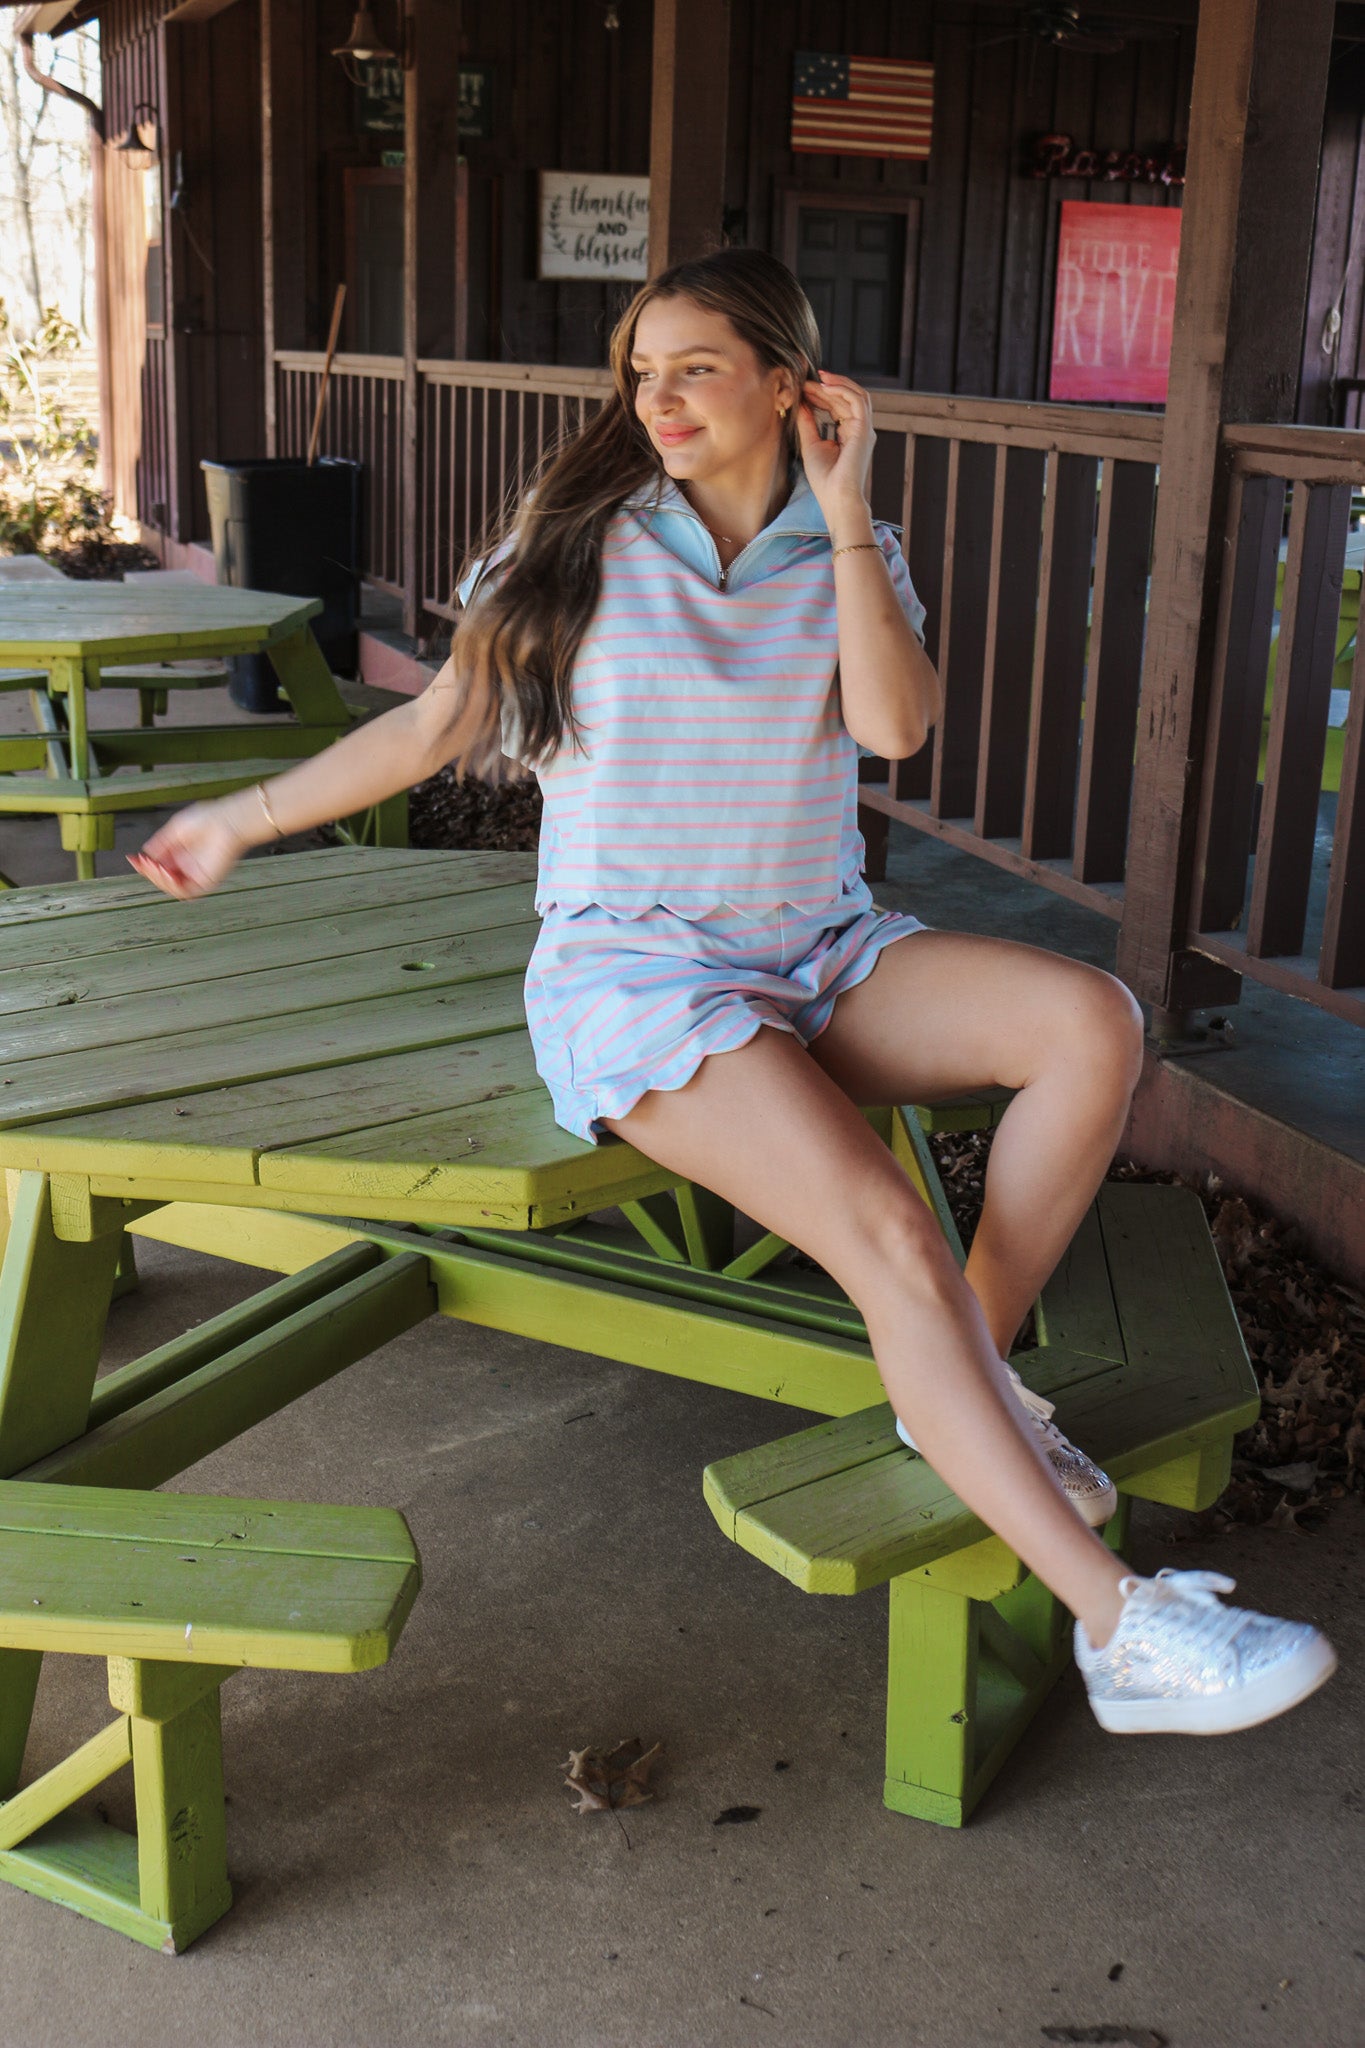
459;464;925;921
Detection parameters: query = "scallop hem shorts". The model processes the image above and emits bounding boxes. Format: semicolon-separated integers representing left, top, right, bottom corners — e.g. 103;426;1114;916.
524;897;933;1145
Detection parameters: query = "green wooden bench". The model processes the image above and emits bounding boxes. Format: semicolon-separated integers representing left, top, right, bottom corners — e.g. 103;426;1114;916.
0;1481;419;1953
703;1103;1260;1829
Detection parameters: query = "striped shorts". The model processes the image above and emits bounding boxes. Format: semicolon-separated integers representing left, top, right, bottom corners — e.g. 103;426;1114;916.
524;896;931;1144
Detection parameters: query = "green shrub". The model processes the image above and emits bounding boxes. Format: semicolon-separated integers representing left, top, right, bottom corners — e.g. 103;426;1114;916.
0;299;116;558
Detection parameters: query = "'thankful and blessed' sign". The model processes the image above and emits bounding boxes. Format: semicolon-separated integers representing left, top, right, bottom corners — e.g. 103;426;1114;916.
1049;201;1182;405
539;173;650;281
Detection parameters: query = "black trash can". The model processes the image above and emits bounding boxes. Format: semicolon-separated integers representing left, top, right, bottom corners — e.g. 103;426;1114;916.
202;456;363;713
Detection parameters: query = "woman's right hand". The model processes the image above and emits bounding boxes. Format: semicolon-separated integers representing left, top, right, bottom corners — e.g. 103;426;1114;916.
131;798;252;900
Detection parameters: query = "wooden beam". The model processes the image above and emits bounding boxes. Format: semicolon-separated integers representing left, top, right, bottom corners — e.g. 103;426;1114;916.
403;0;461;638
1116;0;1338;1018
648;0;731;276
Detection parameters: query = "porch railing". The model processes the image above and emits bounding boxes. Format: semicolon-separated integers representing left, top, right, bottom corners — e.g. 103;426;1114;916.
275;351;406;596
274;350;1364;1032
1188;423;1364;1027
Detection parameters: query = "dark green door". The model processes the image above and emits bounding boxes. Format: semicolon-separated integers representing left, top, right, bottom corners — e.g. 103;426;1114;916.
794;206;910;382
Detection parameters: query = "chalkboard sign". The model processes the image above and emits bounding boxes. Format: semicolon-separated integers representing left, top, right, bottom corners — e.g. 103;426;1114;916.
539;172;650;281
355;62;495;140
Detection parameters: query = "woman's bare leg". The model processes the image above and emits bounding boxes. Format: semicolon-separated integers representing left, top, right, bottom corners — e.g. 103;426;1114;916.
604;1026;1130;1648
810;930;1147;1360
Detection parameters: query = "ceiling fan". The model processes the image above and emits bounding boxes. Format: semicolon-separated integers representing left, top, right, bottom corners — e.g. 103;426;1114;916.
981;4;1181;58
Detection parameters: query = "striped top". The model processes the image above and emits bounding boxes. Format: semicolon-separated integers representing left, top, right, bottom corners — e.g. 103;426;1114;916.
459;465;925;920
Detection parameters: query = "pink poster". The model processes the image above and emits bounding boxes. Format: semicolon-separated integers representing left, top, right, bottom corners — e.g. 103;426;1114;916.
1049;200;1181;404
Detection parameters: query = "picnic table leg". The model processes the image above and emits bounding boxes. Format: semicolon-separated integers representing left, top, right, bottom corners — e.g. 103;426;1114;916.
263;626;354;731
0;1171;124;1791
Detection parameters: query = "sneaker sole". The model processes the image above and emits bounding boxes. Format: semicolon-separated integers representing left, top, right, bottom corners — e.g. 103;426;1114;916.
1073;1480;1119;1529
1088;1631;1338;1736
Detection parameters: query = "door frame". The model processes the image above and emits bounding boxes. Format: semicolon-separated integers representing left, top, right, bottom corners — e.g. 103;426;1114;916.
343;167;405;354
777;184;919;388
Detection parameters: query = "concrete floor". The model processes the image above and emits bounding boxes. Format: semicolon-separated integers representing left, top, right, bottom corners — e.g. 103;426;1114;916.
1;678;1362;2046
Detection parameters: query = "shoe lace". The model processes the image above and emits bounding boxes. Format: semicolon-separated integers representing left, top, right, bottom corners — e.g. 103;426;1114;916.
1129;1568;1251;1661
1004;1363;1056;1428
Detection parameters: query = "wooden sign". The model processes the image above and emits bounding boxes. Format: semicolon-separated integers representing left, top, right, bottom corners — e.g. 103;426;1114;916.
1049;201;1182;405
355;63;495;139
539;173;650;281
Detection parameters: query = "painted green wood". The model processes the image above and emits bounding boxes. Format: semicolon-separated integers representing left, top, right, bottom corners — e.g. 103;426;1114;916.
722;1230;791;1282
913;1089;1014;1135
883;1573;975;1826
454;1223;869;1338
675;1184;734;1270
89;723;346;768
356;1226;885;1416
0;973;531;1131
86;1245;384;1427
0;1515;420;1672
12;1035;551;1191
0;1172;120;1474
0;762;325;816
1096;1180;1251;1379
0;1809;174;1952
0;845;497;939
0;1714;131;1854
707;1334;1255;1597
0;916;541;1064
1034;1200;1125;1361
891;1105;968;1266
0;1483;419;1566
0;1650;40;1798
130;1687;231;1939
20;1252;436;1495
0;584;324;662
620;1195;688;1263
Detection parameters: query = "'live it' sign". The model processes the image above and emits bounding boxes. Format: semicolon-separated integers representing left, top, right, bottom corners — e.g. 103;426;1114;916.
1049;201;1182;405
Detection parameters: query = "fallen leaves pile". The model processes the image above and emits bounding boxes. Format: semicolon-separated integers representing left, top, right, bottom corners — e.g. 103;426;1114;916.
408;765;543;852
563;1736;663;1816
928;1129;1365;1532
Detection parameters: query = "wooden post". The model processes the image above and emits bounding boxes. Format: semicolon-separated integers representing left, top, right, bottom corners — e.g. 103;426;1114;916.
648;0;731;277
260;0;310;457
402;0;461;640
1115;0;1337;1031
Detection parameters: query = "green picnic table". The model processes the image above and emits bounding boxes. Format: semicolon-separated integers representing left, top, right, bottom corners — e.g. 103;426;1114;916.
0;847;1257;1950
0;582;406;881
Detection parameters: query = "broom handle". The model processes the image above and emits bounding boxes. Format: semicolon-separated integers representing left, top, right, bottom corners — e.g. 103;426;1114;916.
306;284;348;467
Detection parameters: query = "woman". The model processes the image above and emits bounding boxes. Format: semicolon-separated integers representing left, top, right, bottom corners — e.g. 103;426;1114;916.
136;248;1335;1737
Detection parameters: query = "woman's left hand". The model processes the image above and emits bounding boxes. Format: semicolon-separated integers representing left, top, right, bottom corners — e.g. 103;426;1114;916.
794;370;876;529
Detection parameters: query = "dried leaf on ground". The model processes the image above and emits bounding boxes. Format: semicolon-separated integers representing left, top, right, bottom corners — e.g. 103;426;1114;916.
562;1736;663;1816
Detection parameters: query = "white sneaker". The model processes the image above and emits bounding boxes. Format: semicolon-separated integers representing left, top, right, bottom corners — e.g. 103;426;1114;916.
1075;1569;1338;1735
895;1364;1119;1526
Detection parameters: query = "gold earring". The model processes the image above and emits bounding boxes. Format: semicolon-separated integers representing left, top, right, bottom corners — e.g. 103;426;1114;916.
779;404;790;419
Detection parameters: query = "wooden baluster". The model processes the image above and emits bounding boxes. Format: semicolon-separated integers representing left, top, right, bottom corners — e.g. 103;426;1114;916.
1073;457;1158;884
1247;480;1351;959
931;439;996;820
1191;471;1285;932
1320;582;1365;989
976;443;1046;840
893;434;948;804
1021;450;1098;862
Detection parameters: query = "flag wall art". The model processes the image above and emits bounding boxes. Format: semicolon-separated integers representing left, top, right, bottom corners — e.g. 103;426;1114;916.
791;52;935;161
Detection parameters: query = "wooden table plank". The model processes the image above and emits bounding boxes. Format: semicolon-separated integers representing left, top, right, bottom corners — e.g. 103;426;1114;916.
0;920;539;1066
0;1483;417;1563
0;884;538;1018
0;846;486;934
13;1034;550;1186
0;975;530;1131
0;851;532;961
0;585;322;662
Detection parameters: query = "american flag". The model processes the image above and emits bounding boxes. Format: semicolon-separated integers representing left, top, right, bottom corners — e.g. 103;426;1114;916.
791;52;934;161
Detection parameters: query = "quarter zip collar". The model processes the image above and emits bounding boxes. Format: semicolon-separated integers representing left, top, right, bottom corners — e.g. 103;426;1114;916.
621;462;832;591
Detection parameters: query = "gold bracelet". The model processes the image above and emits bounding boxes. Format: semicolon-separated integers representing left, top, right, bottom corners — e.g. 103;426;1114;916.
830;540;881;561
255;780;282;839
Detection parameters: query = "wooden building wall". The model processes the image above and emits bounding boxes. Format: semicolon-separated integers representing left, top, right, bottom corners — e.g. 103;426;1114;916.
1300;41;1365;425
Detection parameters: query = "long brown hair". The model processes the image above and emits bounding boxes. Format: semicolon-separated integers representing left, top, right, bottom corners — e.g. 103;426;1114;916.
452;247;823;777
